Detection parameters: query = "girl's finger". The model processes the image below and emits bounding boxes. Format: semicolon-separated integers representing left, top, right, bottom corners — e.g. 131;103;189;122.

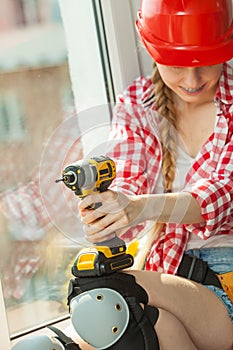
78;190;119;211
84;213;129;241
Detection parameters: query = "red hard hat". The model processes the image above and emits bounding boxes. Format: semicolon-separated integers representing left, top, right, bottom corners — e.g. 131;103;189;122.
136;0;233;67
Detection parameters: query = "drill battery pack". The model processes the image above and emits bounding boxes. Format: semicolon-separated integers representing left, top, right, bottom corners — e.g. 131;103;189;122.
72;245;134;277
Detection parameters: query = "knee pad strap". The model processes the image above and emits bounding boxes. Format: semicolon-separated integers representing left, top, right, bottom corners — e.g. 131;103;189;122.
48;326;82;350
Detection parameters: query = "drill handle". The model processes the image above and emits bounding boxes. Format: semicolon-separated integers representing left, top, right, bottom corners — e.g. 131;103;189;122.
95;235;126;249
83;199;125;249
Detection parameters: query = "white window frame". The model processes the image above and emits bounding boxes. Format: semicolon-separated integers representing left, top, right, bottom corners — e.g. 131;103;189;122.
58;0;114;157
0;280;11;350
59;0;147;105
58;0;109;110
100;0;153;95
100;0;141;96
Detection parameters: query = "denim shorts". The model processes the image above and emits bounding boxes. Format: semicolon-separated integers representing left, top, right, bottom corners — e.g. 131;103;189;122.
186;247;233;322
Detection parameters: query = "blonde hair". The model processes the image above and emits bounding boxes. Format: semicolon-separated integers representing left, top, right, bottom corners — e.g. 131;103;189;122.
151;62;177;192
133;63;178;269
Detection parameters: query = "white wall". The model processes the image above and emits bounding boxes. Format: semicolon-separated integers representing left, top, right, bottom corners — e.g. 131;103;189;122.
58;0;111;157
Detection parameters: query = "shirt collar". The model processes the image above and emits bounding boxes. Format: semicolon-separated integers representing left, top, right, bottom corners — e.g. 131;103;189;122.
215;62;233;105
141;77;156;109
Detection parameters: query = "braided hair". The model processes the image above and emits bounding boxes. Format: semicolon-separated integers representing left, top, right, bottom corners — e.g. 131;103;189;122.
151;62;177;193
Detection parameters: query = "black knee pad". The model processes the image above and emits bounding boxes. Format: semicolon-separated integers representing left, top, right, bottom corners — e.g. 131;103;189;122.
68;272;160;350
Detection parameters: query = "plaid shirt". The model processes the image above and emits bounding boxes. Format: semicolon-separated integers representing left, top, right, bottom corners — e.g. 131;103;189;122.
107;62;233;274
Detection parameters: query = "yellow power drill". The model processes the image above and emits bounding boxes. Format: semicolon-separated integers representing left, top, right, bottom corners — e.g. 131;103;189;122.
56;156;134;277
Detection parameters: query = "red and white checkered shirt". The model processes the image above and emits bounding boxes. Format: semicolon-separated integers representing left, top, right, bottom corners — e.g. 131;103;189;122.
107;62;233;274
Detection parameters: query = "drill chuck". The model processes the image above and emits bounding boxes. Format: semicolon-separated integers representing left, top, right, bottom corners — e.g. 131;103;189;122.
63;172;78;186
57;156;116;197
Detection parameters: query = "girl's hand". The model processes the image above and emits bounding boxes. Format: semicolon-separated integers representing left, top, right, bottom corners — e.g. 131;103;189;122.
78;190;147;243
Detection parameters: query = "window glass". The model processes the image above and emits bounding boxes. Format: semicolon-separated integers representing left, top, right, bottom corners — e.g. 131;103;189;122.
0;0;75;337
0;93;26;142
0;0;110;338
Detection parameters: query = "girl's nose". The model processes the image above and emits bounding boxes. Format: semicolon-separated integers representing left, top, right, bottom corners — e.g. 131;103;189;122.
183;68;202;88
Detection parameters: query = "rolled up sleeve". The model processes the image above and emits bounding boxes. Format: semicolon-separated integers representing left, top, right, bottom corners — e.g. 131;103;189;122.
184;141;233;239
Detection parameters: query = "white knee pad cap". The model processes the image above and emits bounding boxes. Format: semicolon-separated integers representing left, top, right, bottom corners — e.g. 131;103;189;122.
11;335;64;350
70;288;129;349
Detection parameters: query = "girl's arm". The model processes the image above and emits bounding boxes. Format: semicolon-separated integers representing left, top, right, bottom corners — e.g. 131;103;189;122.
78;190;204;243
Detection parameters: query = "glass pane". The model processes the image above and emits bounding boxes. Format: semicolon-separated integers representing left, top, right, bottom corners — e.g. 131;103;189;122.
0;0;82;336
